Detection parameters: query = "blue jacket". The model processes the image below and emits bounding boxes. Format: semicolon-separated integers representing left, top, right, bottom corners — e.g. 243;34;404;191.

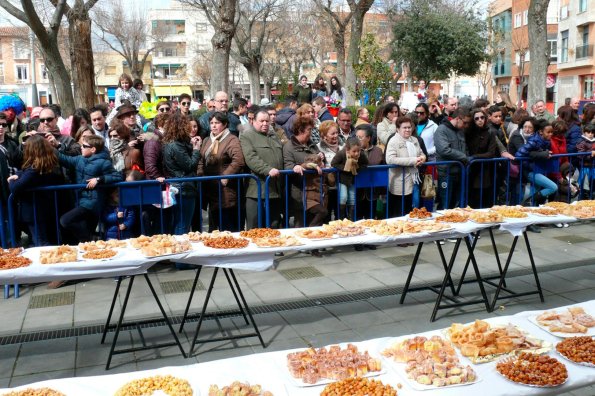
102;205;136;240
515;133;552;173
565;123;582;154
318;108;334;122
58;150;123;214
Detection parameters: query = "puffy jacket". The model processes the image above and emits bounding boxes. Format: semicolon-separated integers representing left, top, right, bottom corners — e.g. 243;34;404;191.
163;140;200;197
566;123;582;154
9;167;64;223
576;136;594;167
515;133;552;173
377;118;396;147
385;132;423;195
58;150;123;214
318;108;334;122
283;136;326;210
143;136;164;180
227;112;241;137
103;205;136;240
276;108;296;139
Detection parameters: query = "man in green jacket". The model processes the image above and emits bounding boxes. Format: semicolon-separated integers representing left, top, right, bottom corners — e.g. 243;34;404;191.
240;109;284;229
292;75;313;105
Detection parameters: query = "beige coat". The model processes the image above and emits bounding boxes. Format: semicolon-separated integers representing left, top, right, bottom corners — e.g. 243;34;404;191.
385;132;424;196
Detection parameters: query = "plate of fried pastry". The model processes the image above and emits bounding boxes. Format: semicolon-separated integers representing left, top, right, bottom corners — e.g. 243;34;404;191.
528;307;595;338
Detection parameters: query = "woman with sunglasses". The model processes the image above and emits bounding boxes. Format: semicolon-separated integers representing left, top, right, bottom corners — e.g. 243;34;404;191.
465;108;499;208
178;93;193;118
376;102;401;148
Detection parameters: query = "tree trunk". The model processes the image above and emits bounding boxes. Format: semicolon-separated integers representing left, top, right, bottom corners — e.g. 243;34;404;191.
527;0;550;108
345;0;373;106
263;80;271;100
246;62;261;102
68;10;96;109
211;32;232;96
41;39;75;115
334;27;347;84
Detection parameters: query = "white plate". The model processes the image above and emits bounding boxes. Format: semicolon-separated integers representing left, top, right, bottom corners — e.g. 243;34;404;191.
80;250;124;262
527;315;595;338
557;347;595;368
206;380;283;395
405;214;435;221
495;356;568;388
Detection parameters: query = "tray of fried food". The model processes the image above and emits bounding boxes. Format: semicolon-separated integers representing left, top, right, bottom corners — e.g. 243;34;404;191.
435;211;469;223
531;307;595;337
544;201;572;215
323;219;366;237
469;210;504;224
490;205;528;218
78;239;127;251
253;235;303;248
3;388;66;396
355;219;387;228
203;235;250;249
446;319;551;364
321;377;399;396
415;220;453;233
134;235;192;257
496;352;567;387
382;335;478;389
198;230;234;241
286;343;383;386
408;207;433;220
521;206;559;216
40;245;78;264
81;248;118;261
294;227;335;240
575;199;595;207
239;227;281;240
184;231;202;242
208;380;274;396
556;336;595;366
114;375;193;396
0;247;32;270
568;204;595;219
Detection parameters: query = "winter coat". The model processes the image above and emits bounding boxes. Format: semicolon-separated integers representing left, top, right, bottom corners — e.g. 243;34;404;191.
331;147;369;187
163;140;200;197
549;133;567;180
377;118;396;147
566;123;582;154
465;126;499;189
143;135;165;180
9;167;64;223
0;136;22;201
576;136;595;167
292;84;313;105
417;120;438;161
57;150;123;214
227;112;241;137
435;120;468;176
283;136;326;210
515;133;553;174
385;132;424;196
102;205;136;240
276;108;296;139
318;108;334;122
240;125;284;199
317;140;344;168
487;122;509;155
197;131;245;209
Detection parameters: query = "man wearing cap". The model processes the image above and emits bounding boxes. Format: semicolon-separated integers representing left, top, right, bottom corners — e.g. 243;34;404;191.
115;103;141;137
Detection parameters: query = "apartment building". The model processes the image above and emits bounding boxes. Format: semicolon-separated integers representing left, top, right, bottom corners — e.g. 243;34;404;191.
0;27;53;106
557;0;595;103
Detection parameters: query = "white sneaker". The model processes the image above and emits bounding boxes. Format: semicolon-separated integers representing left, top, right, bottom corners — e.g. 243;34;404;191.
555;223;563;228
563;223;569;228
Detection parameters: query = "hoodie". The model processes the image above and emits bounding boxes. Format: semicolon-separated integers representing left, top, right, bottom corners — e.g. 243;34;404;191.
276;108;297;139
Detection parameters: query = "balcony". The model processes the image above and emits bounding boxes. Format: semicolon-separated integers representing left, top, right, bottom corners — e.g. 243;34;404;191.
576;44;593;59
493;60;512;77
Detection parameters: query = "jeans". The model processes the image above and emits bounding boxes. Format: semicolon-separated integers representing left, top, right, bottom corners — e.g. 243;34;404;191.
172;195;196;235
437;175;462;210
338;183;356;206
528;172;557;197
388;194;412;217
246;198;281;229
60;206;98;243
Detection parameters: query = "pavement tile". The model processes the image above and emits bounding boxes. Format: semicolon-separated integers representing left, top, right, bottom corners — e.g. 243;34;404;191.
230;312;300;342
0;345;19;379
326;301;394;329
9;369;75;388
76;331;137;369
259;337;309;352
21;305;74;332
250;281;304;302
280;307;349;336
289;277;345;297
13;338;76;377
303;329;363;347
327;273;385;291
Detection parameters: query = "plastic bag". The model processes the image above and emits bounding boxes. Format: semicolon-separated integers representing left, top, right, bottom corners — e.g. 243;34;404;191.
420;174;436;199
153;184;178;209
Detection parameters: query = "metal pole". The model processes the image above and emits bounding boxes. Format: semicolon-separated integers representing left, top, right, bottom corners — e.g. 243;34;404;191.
29;29;39;106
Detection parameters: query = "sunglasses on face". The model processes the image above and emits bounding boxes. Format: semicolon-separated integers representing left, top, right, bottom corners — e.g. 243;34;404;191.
181;102;190;106
415;111;426;115
474;116;486;121
40;117;55;123
0;123;7;127
158;107;170;113
82;144;92;149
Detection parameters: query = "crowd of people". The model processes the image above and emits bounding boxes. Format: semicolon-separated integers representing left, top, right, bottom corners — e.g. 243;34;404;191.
1;72;595;269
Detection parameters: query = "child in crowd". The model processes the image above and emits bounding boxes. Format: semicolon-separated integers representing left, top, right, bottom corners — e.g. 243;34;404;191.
576;123;595;198
331;137;369;220
114;73;142;109
101;171;142;240
58;135;123;243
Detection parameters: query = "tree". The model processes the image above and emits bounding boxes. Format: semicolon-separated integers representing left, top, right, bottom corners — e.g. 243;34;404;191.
345;0;374;106
527;0;550;108
55;0;98;109
352;33;392;105
313;0;353;84
391;0;487;84
179;0;239;96
232;0;279;101
93;1;157;80
0;0;75;114
512;30;529;107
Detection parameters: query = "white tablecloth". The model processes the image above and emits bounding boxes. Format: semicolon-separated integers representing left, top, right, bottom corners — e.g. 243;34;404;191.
2;300;594;395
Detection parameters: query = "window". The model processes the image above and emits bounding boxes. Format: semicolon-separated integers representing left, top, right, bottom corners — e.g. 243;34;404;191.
584;75;594;99
579;0;588;13
560;6;568;19
515;50;529;65
105;65;117;75
523;10;528;25
12;39;30;59
164;48;174;57
40;64;48;80
152;20;185;35
577;26;590;59
15;64;28;81
548;39;558;62
196;23;208;32
561;30;569;62
0;63;4;84
514;13;522;28
499;84;510;93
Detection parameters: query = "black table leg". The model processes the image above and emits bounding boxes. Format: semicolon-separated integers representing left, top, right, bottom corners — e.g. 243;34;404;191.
431;238;462;322
455;232;480;295
228;269;265;348
524;231;545;303
188;267;219;356
105;275;135;370
490;236;519;311
463;235;491;313
488;228;507;288
224;268;249;325
435;239;457;296
179;265;203;333
399;242;424;304
101;276;122;344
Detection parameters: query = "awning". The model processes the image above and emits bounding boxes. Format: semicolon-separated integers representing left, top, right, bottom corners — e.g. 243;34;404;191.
153;86;192;97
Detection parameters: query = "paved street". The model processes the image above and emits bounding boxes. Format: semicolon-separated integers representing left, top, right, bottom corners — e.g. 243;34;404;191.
1;223;595;395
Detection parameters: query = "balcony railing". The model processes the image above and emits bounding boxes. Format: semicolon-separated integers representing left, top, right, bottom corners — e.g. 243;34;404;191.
576;44;593;59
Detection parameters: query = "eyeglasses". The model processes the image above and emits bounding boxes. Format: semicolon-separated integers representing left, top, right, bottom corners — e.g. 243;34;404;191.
474;116;486;121
208;106;216;110
40;117;55;123
415;111;426;115
158;107;170;113
0;123;7;128
82;144;92;149
109;134;119;138
181;102;190;106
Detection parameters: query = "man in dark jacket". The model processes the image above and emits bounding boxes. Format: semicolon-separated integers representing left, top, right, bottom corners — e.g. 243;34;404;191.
435;108;472;209
228;97;247;137
0;113;22;204
199;91;229;136
276;97;298;139
313;97;334;122
58;135;123;243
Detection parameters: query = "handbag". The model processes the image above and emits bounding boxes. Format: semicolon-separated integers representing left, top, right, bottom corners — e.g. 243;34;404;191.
153;184;178;209
420;174;436;199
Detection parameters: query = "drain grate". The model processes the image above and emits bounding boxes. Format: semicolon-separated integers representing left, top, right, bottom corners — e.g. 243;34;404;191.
475;244;515;255
384;255;427;267
552;235;593;244
160;279;204;294
28;292;75;309
278;266;323;280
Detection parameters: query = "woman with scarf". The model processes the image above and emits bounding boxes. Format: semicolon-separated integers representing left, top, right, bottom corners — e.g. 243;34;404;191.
331;137;369;220
108;122;144;176
317;121;343;221
385;116;426;217
197;112;245;232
